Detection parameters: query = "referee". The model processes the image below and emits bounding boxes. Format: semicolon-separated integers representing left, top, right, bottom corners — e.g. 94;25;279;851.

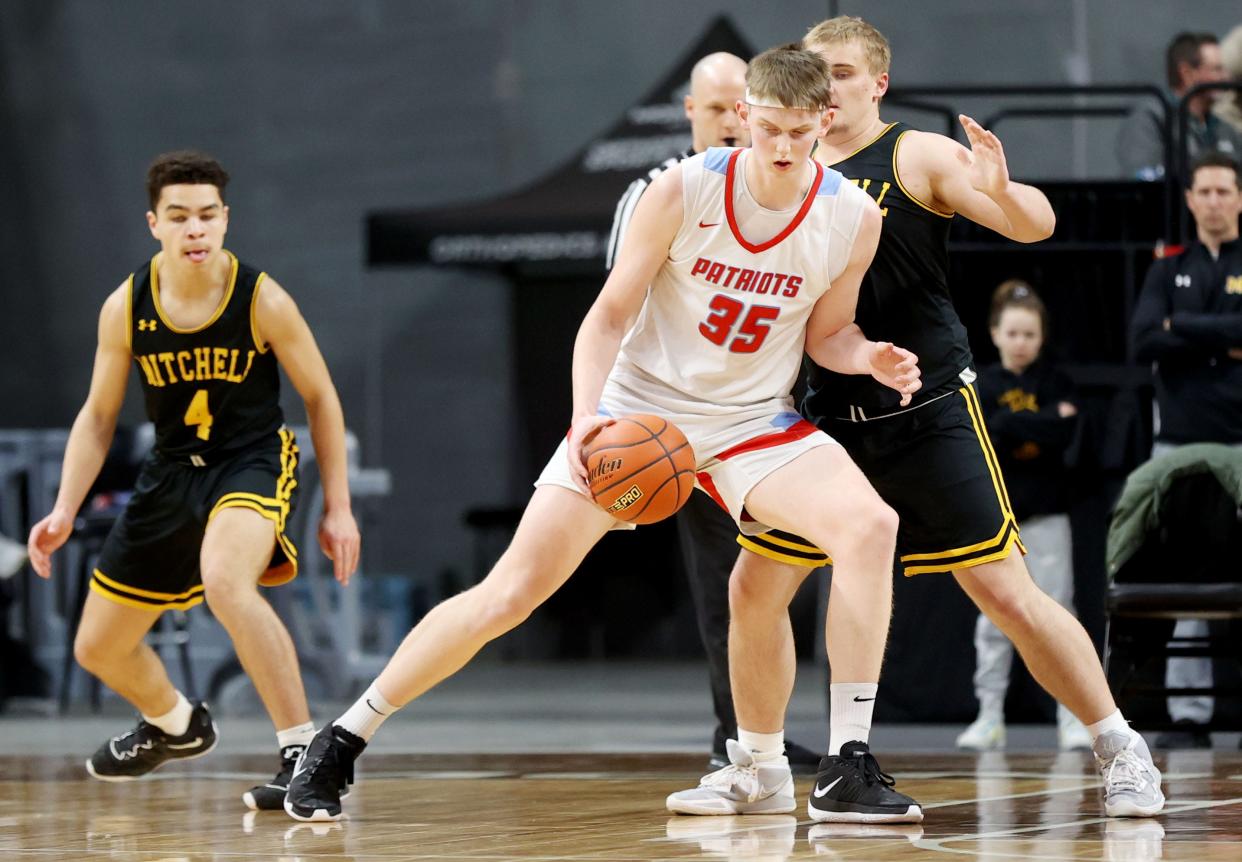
606;50;820;772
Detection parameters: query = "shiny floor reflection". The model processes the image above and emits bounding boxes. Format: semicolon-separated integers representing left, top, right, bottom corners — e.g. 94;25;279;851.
0;750;1238;860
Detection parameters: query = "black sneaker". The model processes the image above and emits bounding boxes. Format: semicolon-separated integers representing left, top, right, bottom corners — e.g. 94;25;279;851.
807;741;922;823
1154;719;1212;750
784;740;822;776
284;724;366;822
245;743;355;811
708;726;730;770
86;701;218;781
243;744;307;811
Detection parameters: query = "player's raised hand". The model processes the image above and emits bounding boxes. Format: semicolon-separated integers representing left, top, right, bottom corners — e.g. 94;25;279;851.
959;114;1010;197
868;342;921;406
27;509;74;579
318;507;361;586
567;414;615;494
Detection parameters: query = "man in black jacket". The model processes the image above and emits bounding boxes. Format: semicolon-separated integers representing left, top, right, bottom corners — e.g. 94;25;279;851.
1131;150;1242;746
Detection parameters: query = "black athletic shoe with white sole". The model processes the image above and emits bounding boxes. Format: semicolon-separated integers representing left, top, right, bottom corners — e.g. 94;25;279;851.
284;724;366;822
86;701;218;781
807;741;922;823
245;743;354;811
243;744;307;811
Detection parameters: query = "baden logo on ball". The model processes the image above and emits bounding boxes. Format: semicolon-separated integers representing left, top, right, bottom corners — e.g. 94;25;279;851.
584;414;696;525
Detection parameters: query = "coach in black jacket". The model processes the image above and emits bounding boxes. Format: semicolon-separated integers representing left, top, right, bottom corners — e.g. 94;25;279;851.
1129;150;1242;747
1132;152;1242;447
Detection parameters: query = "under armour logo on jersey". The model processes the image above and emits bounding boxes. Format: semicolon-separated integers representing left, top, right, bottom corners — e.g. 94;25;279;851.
1175;274;1192;288
138;319;158;331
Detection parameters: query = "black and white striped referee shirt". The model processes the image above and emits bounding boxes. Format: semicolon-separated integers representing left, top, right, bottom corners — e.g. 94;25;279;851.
605;147;695;271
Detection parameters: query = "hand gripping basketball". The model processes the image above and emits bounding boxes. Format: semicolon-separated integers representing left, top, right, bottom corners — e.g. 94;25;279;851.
582;415;696;525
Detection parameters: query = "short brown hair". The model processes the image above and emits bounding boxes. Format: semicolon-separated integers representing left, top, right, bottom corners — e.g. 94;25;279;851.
146;150;229;211
1188;150;1240;188
989;279;1047;334
746;46;832;111
1166;32;1217;90
804;16;891;76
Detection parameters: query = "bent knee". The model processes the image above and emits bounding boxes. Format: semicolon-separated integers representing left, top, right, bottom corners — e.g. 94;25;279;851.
200;567;257;611
74;631;124;673
858;500;899;545
820;499;897;562
729;559;803;615
963;567;1040;631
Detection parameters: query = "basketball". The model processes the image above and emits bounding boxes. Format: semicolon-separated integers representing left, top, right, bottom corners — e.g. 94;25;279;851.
584;414;696;524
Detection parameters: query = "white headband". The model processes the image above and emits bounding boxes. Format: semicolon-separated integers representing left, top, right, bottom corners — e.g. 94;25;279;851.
744;88;814;111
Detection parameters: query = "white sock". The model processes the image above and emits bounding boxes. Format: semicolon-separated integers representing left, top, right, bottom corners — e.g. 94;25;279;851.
1086;709;1130;742
144;691;193;737
737;727;784;762
277;721;316;751
335;682;397;743
977;692;1005;720
829;682;877;755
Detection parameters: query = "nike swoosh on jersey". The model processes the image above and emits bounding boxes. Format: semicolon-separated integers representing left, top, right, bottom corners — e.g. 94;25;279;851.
698;220;720;228
813;776;844;798
853;696;876;702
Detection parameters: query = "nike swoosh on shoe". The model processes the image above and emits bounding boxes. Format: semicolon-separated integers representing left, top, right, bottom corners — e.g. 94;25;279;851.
813;776;843;798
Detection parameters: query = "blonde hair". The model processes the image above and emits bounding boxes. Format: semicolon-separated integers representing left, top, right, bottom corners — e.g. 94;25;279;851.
803;16;891;76
745;46;832;111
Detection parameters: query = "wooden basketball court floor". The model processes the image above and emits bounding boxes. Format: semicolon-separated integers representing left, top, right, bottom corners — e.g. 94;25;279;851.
1;661;1236;859
1;748;1240;860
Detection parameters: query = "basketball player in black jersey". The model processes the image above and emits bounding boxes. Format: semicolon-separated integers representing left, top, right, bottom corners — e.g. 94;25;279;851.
27;151;360;811
673;17;1163;820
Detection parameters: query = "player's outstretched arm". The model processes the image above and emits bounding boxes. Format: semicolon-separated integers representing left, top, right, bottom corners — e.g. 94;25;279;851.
255;278;360;585
915;116;1055;243
567;165;684;490
28;285;131;578
804;204;921;405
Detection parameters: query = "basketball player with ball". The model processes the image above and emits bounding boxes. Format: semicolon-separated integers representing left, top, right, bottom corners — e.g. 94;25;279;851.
285;45;922;823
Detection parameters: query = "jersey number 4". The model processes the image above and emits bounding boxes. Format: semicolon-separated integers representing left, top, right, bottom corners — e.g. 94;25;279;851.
184;389;214;441
698;295;780;353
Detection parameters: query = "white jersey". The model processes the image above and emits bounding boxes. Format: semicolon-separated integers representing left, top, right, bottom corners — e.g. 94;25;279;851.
612;147;870;413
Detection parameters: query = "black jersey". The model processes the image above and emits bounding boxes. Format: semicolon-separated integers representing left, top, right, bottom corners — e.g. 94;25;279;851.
976;358;1077;520
128;251;284;462
802;122;974;421
1131;238;1242;445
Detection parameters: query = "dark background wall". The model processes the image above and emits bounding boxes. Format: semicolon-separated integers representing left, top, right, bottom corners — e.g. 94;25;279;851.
1;0;1239;589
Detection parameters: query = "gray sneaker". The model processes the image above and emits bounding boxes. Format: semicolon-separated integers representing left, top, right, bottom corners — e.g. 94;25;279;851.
1092;730;1165;817
666;739;795;815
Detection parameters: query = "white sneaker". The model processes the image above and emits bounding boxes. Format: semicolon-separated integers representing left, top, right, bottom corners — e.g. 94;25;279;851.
1057;708;1093;751
956;714;1005;751
1093;730;1165;817
666;739;795;815
1104;817;1165;862
664;814;796;858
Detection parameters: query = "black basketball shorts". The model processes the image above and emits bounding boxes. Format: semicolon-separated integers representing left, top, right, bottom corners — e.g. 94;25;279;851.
92;426;300;610
737;385;1026;576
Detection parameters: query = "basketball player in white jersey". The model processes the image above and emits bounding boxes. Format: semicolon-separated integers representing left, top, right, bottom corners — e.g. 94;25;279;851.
285;46;922;823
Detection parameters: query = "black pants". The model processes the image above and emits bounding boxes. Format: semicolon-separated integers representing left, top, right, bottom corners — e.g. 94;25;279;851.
676;489;741;744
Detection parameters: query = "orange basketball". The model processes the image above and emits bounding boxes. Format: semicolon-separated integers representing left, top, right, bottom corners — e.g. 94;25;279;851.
584;414;696;525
